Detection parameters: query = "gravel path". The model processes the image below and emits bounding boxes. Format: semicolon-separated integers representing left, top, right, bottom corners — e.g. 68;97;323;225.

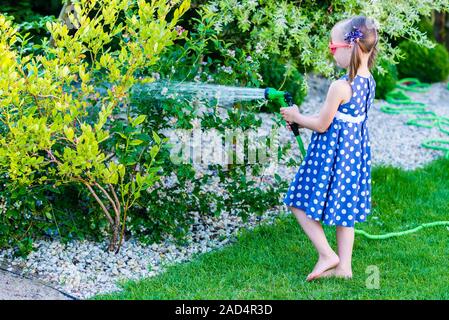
0;269;71;300
0;74;448;300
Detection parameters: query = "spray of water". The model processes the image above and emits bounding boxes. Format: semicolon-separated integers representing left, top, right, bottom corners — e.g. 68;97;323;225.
131;80;266;108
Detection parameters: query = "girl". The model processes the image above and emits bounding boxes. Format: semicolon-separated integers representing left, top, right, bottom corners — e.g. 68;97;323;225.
279;16;378;281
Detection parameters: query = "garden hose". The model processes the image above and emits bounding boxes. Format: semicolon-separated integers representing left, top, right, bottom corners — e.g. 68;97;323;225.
395;77;431;93
355;221;449;239
378;78;449;159
385;88;427;105
355;78;449;240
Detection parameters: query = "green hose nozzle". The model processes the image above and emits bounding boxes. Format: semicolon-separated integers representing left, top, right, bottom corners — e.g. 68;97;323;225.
264;88;306;157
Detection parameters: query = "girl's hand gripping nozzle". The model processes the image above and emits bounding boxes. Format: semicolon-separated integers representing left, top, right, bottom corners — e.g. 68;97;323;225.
264;88;306;157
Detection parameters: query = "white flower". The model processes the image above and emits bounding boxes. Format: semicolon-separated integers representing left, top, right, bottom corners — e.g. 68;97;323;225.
151;72;160;81
255;42;264;54
220;66;233;74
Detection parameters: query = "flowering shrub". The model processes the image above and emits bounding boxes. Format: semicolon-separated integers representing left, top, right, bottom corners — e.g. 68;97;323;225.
200;0;449;79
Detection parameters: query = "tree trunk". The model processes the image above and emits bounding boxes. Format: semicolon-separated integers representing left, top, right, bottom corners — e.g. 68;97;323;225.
434;11;449;51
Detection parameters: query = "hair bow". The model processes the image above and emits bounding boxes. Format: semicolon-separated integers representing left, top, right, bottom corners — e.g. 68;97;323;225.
344;26;364;44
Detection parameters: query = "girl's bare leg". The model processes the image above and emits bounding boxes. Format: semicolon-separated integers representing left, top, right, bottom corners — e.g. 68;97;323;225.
313;225;355;279
289;206;340;281
334;226;354;278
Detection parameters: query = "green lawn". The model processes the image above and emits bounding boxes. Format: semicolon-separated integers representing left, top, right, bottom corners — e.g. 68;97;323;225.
93;156;449;300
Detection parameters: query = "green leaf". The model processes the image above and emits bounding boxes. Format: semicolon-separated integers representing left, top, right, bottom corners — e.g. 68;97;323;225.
45;211;52;220
152;131;161;145
129;139;144;146
131;115;146;127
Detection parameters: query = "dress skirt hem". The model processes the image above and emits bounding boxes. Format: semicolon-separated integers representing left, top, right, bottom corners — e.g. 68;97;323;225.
282;198;370;228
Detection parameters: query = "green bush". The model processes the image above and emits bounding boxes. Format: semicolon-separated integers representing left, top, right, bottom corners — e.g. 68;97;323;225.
373;57;399;99
397;40;449;83
417;15;435;41
0;0;190;253
259;56;308;113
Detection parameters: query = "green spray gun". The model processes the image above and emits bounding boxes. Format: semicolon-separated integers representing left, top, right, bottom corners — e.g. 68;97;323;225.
264;88;306;157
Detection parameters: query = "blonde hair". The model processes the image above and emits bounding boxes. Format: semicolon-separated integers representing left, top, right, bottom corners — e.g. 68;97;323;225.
342;16;379;83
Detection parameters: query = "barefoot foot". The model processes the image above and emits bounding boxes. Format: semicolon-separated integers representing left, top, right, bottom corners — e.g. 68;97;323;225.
333;267;352;279
313;266;353;280
306;253;340;282
313;268;336;279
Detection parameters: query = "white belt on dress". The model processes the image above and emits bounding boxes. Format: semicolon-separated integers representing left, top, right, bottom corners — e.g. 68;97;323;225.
335;111;366;123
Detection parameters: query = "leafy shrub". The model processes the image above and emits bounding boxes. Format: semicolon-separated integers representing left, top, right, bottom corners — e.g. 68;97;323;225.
373;57;398;99
397;40;449;83
417;15;435;41
0;0;190;253
0;0;61;23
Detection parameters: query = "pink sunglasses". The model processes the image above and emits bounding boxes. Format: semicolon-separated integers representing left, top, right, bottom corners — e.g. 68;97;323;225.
329;40;352;55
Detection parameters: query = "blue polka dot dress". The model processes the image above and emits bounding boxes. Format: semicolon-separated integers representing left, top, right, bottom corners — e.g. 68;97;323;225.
283;73;376;227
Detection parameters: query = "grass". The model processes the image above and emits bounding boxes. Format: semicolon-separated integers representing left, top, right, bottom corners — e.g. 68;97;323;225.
93;156;449;300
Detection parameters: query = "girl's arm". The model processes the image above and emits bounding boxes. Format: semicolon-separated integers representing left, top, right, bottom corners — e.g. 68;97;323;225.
281;80;348;133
